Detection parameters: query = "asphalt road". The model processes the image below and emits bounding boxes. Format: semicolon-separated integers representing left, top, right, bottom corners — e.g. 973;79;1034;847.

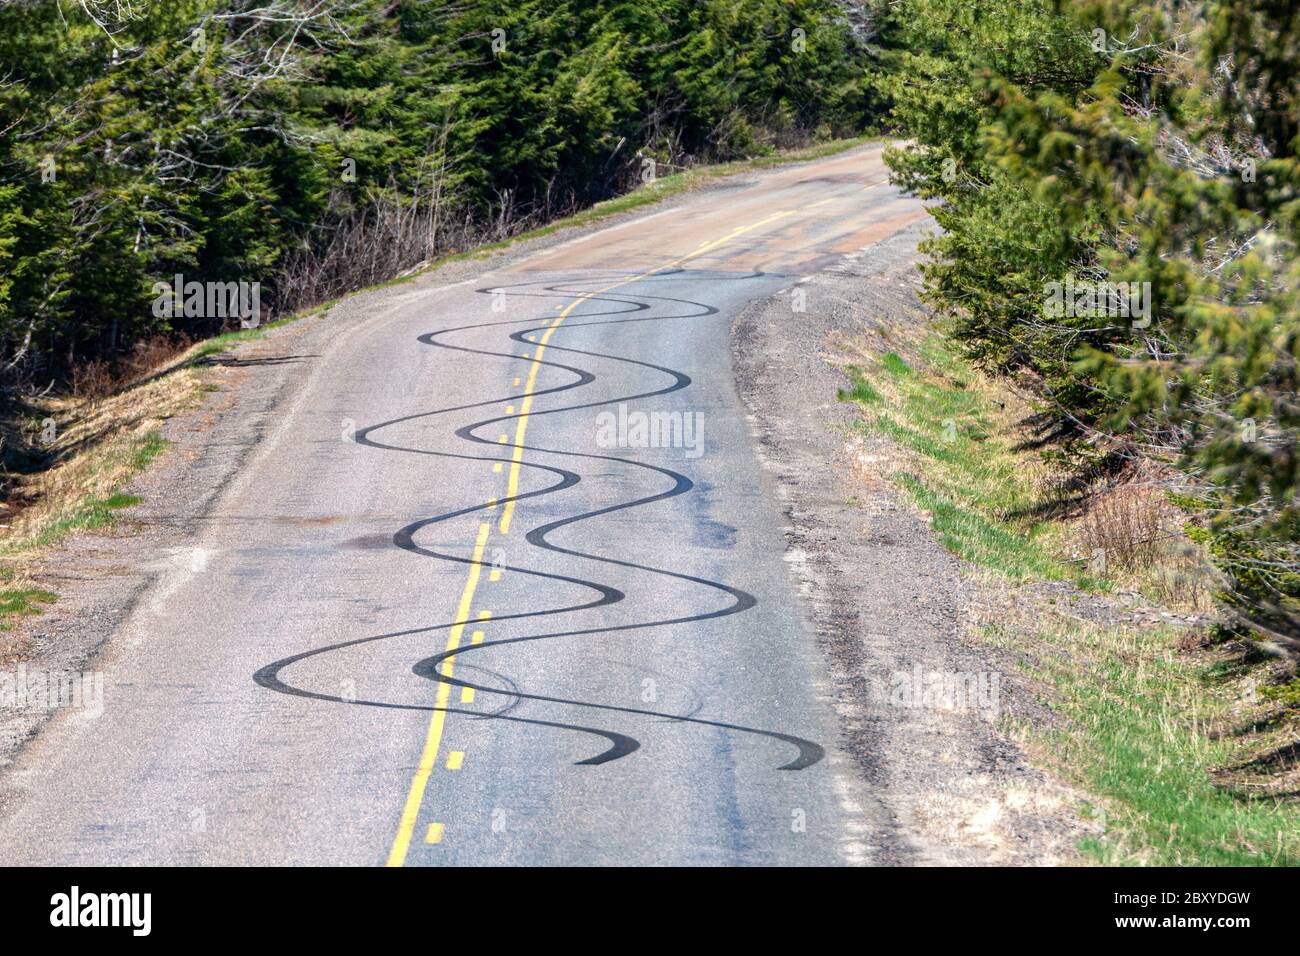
0;144;929;865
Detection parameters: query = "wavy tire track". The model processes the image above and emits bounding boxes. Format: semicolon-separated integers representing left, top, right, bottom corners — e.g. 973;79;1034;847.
254;269;825;770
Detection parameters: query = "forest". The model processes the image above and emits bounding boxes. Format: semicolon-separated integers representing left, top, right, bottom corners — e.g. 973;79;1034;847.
0;0;871;377
875;0;1298;656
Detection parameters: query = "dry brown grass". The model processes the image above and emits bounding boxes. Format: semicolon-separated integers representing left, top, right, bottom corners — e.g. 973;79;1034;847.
70;335;193;400
69;359;117;401
1;351;206;565
837;327;1218;609
1070;476;1218;612
0;354;205;653
1076;482;1166;574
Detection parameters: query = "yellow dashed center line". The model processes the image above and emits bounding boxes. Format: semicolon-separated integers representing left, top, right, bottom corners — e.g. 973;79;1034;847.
385;521;490;867
497;208;792;535
386;206;795;864
806;178;889;210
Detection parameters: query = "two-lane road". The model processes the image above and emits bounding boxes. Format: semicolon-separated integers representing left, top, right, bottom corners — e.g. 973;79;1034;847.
0;144;928;865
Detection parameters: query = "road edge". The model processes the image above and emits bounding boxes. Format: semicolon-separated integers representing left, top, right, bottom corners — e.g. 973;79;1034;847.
729;218;1094;865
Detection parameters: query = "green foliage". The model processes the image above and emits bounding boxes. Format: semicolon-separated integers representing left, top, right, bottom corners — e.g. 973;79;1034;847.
871;1;1104;404
874;0;1300;646
0;0;873;380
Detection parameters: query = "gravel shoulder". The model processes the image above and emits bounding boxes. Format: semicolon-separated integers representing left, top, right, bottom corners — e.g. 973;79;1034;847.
731;219;1092;864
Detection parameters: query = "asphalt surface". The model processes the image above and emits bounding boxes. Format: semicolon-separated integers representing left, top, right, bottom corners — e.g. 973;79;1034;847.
0;144;931;865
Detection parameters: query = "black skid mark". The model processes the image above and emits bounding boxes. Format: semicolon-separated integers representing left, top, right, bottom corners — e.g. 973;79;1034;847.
254;268;824;770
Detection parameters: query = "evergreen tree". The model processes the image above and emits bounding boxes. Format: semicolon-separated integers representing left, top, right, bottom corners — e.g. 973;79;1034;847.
874;0;1300;648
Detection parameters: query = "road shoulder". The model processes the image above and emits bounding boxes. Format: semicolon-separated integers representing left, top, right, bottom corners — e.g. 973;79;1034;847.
731;219;1092;864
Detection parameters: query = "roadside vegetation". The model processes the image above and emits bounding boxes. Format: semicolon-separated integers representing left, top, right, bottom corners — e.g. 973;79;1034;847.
850;0;1298;864
0;0;875;387
0;349;199;641
1017;618;1299;866
0;132;871;635
870;0;1298;662
842;334;1298;865
840;345;1079;583
4;0;1294;863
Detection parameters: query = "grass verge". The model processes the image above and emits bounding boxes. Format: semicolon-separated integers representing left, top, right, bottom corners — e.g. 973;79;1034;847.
986;617;1299;865
840;332;1297;865
839;340;1085;584
0;586;57;630
0;369;203;636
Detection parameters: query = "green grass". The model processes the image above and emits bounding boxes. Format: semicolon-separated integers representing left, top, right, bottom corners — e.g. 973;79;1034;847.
0;587;56;629
189;314;301;361
0;489;142;626
840;339;1084;583
836;366;881;406
840;337;1296;865
880;351;913;378
896;473;1066;579
3;433;159;557
25;491;142;551
0;430;163;628
129;431;167;470
995;619;1300;866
